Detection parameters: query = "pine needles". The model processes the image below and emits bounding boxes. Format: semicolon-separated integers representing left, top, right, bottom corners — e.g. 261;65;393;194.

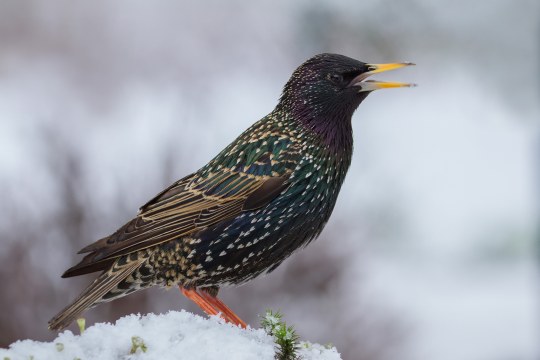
261;310;300;360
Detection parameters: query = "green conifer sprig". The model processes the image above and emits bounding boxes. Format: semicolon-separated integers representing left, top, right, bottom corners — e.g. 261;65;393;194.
261;310;300;360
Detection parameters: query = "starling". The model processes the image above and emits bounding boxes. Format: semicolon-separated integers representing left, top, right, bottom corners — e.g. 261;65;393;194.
49;53;415;330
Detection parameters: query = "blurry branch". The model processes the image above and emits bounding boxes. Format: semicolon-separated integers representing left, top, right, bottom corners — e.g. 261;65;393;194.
0;130;138;345
0;125;192;346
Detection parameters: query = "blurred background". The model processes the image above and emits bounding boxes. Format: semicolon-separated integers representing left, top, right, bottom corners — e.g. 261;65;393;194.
0;1;538;359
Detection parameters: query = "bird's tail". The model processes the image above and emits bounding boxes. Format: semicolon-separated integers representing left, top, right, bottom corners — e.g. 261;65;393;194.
48;257;145;331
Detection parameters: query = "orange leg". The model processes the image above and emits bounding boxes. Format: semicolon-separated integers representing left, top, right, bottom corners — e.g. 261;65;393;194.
179;287;247;328
180;288;219;317
199;290;247;329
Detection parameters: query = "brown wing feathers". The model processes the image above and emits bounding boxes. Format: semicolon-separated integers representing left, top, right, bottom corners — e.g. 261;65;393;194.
62;172;289;278
49;256;146;330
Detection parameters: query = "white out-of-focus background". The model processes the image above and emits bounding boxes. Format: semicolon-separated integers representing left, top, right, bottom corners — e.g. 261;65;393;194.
0;1;538;359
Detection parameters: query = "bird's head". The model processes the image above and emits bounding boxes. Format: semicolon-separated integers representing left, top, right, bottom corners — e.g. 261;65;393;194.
279;53;415;148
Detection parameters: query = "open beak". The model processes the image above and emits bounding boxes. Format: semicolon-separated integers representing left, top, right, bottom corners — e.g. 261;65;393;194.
350;62;416;92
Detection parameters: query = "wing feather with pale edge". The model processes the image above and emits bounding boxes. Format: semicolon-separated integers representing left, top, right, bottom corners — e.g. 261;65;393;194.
62;169;290;278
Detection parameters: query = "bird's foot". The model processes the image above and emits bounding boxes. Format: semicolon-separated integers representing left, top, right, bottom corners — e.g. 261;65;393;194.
180;287;247;328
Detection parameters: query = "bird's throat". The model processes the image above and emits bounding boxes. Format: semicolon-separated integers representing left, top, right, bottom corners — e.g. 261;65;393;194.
283;99;355;158
306;113;354;155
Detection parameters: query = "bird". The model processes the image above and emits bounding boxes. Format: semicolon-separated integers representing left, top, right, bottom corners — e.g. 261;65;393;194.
48;53;415;331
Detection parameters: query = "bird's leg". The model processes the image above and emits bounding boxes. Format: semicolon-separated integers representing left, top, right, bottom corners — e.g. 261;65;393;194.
198;289;247;329
179;286;247;328
180;287;220;317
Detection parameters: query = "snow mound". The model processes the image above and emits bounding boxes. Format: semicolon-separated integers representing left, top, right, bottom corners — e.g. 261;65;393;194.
0;310;341;360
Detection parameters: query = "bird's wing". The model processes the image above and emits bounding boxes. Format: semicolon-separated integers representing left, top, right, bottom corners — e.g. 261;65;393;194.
62;138;299;278
49;255;147;330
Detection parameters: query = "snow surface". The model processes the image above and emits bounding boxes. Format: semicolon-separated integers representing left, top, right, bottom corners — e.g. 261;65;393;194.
0;311;341;360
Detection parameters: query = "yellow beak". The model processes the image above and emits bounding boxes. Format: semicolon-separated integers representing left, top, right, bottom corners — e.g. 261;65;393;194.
358;80;417;91
351;62;416;92
365;62;415;75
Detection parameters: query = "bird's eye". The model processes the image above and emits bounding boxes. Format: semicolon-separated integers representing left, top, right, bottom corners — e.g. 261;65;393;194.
328;73;344;84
